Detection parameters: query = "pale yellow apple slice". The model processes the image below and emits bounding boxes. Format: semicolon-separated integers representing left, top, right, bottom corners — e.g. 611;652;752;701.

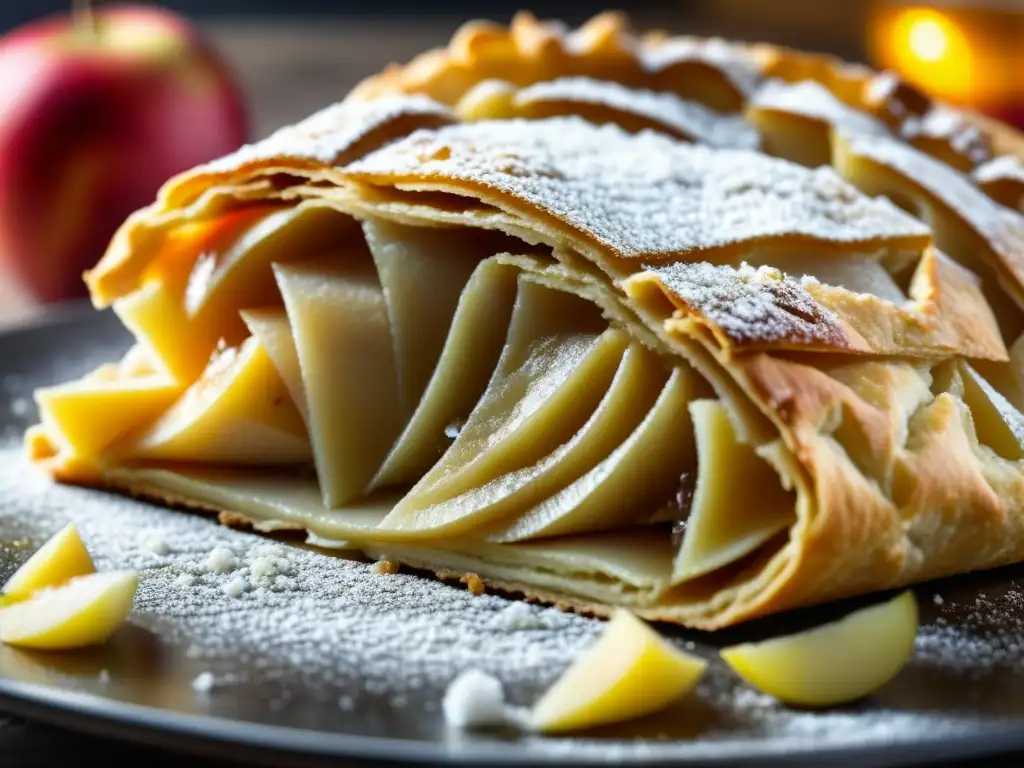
2;523;95;602
720;590;919;707
34;373;182;457
378;284;620;534
113;280;227;384
123;334;311;465
953;360;1024;461
490;364;700;542
0;570;139;651
275;256;402;507
241;308;307;423
397;340;663;538
370;258;519;489
531;608;707;733
672;400;796;583
113;205;352;383
363;218;486;417
104;465;403;543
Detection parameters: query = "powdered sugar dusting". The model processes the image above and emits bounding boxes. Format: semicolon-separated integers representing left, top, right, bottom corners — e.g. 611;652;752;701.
346;117;930;261
975;155;1024;186
844;134;1024;285
639;36;763;102
639;261;847;347
750;79;890;139
515;77;760;149
192;95;456;177
0;432;1021;758
902;106;990;166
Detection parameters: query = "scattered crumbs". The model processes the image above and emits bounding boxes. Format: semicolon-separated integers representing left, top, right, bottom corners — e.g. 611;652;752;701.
191;671;216;694
442;669;511;729
205;546;238;573
250;556;280;580
490;600;546;631
224;577;247;597
443;419;465;440
461;572;485;596
175;573;195;588
338;695;355;711
372;559;400;576
8;398;29;417
274;576;297;591
146;535;171;556
684;640;697;650
98;669;111;684
934;594;945;606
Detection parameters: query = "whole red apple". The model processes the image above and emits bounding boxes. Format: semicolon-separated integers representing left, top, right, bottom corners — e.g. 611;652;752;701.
0;4;249;303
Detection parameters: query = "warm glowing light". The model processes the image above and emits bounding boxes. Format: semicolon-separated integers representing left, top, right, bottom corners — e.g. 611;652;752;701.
907;17;949;63
877;8;976;101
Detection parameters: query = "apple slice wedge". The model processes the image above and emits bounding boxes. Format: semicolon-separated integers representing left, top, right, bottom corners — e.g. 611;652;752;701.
720;590;918;707
0;570;139;650
2;523;95;602
531;608;707;733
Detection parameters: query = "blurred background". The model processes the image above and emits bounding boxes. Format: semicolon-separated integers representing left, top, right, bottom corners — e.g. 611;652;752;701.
1;0;1022;328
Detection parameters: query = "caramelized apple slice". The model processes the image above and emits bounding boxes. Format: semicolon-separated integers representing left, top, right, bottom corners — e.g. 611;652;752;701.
2;523;95;602
124;335;310;465
672;400;795;583
720;590;918;707
0;571;138;651
531;608;706;733
490;364;699;542
275;257;401;507
371;258;519;489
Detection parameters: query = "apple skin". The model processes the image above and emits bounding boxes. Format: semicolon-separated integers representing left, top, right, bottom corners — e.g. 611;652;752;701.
0;4;249;303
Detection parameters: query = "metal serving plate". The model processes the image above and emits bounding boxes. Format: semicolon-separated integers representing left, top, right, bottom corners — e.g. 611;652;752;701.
1;305;1023;768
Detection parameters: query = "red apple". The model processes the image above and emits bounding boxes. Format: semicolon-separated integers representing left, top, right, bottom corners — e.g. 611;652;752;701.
0;4;249;303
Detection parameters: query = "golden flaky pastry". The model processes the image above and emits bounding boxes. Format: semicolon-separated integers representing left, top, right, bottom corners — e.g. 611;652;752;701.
25;11;1024;629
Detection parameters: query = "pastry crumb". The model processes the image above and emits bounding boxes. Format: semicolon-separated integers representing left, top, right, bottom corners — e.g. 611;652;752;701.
146;535;171;556
205;546;238;573
442;669;508;728
490;600;545;630
223;577;247;597
372;559;400;575
934;594;945;606
461;572;485;596
191;671;216;693
98;669;111;684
